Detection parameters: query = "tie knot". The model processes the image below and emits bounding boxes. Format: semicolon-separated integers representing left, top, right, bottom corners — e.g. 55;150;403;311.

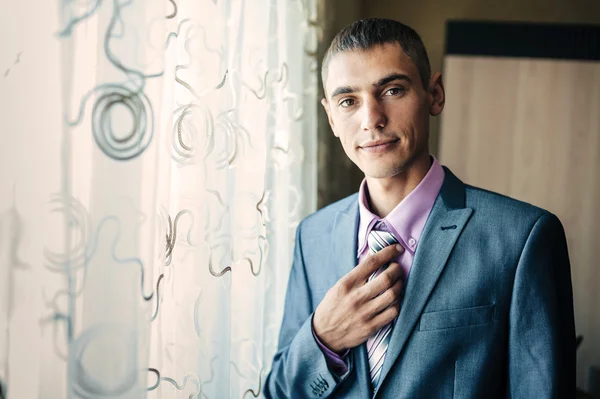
367;228;398;254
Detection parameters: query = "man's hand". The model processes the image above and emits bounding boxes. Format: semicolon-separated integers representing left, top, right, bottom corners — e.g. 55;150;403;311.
313;244;405;354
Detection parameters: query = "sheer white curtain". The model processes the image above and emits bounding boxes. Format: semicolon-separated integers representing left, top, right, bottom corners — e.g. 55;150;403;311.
0;0;318;397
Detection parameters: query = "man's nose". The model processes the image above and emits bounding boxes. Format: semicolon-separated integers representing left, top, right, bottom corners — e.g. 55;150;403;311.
360;99;386;131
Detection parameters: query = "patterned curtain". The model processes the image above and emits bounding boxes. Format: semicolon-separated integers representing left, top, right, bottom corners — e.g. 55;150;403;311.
0;0;319;397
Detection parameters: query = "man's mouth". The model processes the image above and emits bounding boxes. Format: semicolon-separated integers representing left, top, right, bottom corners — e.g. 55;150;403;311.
359;138;399;153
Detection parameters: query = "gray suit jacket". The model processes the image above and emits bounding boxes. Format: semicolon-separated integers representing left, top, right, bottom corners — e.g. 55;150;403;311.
264;167;575;398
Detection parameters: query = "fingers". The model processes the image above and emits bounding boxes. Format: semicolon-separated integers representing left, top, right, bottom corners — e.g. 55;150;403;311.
347;244;404;284
366;277;403;316
369;301;400;333
364;261;403;299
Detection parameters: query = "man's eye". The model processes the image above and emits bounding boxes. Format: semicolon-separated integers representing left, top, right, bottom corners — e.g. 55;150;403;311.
385;87;405;96
340;99;355;107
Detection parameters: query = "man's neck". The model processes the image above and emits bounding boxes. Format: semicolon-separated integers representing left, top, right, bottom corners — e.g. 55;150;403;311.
365;153;432;218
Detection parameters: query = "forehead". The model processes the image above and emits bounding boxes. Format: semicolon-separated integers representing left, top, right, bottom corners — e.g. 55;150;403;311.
324;43;419;96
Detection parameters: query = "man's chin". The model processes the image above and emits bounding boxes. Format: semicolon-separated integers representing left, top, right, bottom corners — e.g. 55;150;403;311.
362;166;407;180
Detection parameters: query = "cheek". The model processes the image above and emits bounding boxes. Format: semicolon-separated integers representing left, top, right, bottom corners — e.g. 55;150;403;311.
337;132;359;161
334;119;357;145
401;102;429;138
340;136;355;154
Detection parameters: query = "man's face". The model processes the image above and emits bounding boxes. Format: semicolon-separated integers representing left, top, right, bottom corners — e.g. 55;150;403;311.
322;43;443;179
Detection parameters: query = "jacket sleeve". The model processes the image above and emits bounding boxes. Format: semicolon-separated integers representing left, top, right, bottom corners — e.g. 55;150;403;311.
508;212;576;397
263;221;352;398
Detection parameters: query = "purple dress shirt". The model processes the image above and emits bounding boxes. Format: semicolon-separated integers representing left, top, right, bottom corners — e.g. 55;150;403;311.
312;156;445;376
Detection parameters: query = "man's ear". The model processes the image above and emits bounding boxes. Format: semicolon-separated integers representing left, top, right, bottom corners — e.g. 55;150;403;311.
321;97;339;137
428;72;445;116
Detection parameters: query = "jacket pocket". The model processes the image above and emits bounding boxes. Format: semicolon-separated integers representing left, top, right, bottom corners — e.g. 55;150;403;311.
418;303;495;331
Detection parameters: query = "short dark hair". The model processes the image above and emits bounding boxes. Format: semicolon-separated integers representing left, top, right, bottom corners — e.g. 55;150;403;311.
322;18;431;91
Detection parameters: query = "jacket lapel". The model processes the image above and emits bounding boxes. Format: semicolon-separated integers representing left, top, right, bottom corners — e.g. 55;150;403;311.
330;196;371;397
374;168;473;396
331;195;360;284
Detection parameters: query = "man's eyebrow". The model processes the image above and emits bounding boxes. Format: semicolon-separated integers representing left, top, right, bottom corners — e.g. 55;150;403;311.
374;73;412;87
330;86;356;99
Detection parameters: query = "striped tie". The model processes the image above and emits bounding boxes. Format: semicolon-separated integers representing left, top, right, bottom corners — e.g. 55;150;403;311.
365;227;399;388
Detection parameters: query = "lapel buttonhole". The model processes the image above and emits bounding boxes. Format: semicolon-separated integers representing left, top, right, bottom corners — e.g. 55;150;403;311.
440;225;457;231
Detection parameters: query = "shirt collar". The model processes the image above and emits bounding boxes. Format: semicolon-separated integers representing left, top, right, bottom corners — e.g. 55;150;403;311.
357;156;445;256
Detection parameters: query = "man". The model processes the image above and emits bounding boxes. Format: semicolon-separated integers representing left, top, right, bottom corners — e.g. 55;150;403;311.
264;18;575;398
